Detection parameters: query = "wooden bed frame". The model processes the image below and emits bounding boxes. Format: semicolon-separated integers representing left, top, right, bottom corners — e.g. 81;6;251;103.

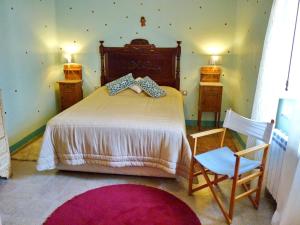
99;39;181;90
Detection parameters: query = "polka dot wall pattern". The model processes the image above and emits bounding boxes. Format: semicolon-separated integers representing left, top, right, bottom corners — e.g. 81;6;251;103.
1;0;60;144
54;1;244;122
1;0;273;145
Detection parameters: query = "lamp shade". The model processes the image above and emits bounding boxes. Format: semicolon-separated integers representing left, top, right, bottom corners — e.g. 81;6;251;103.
209;55;222;65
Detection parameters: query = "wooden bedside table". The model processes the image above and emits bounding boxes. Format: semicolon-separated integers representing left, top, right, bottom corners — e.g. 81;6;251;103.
57;80;83;111
198;82;223;129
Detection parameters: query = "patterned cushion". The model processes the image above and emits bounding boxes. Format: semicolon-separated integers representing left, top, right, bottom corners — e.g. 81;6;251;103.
136;76;166;98
129;77;143;93
106;74;135;95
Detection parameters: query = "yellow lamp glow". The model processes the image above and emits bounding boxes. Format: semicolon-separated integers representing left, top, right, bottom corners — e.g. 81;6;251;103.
209;55;222;65
64;53;72;63
62;43;81;63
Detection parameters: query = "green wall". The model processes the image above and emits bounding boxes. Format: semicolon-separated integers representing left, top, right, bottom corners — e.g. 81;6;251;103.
0;0;273;147
54;0;237;122
0;0;62;146
231;0;273;118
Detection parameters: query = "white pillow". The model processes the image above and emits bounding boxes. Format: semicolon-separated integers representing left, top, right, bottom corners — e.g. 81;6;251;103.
130;77;143;93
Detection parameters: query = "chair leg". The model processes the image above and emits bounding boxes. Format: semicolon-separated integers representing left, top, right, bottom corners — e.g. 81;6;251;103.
229;175;238;220
255;168;265;207
199;164;232;224
214;174;218;185
241;183;258;209
228;156;241;222
188;158;195;195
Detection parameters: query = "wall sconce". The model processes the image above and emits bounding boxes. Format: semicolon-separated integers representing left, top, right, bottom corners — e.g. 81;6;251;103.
209;55;222;66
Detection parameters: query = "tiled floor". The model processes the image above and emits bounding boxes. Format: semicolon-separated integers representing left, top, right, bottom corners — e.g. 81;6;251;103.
0;129;275;225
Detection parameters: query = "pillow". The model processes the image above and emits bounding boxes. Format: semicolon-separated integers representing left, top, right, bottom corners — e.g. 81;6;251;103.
136;76;166;98
106;74;135;95
129;77;143;93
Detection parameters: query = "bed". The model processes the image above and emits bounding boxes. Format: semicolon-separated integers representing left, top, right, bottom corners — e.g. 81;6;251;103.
37;39;191;178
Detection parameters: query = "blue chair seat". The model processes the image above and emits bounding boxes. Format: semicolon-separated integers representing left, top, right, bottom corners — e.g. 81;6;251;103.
194;147;261;178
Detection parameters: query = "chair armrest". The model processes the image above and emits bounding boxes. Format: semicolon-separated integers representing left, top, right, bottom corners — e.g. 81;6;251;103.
234;143;269;157
190;128;225;139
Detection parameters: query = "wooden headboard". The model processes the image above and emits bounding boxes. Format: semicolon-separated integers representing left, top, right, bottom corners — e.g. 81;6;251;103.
99;39;181;90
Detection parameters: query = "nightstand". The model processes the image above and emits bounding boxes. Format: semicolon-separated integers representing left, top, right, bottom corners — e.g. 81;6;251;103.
198;65;223;129
57;80;83;111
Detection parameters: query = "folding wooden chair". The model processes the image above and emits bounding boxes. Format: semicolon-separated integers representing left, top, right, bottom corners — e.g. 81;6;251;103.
188;109;274;224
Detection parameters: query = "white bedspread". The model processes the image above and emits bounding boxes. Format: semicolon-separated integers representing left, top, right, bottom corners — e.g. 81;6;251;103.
37;86;191;177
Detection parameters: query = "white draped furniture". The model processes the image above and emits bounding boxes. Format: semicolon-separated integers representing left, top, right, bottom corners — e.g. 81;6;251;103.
0;90;10;178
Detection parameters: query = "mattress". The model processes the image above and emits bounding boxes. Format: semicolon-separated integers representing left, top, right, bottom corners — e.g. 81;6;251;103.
37;86;191;177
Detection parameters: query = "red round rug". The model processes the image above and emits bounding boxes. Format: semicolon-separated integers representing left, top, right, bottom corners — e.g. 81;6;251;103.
44;184;201;225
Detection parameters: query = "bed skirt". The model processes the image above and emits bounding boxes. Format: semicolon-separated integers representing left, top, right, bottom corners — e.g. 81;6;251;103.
57;164;176;178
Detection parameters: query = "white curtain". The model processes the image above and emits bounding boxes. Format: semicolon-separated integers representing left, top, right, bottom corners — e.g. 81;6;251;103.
250;0;297;124
249;0;300;224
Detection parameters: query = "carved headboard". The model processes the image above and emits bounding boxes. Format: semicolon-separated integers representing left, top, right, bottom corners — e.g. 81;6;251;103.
99;39;181;90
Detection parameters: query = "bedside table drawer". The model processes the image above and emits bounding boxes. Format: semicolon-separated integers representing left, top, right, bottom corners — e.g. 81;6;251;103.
60;84;81;96
201;86;221;95
58;80;83;111
199;86;222;112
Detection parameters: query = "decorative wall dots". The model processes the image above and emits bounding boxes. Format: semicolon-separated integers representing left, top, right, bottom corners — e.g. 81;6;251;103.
140;16;146;27
1;0;273;141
